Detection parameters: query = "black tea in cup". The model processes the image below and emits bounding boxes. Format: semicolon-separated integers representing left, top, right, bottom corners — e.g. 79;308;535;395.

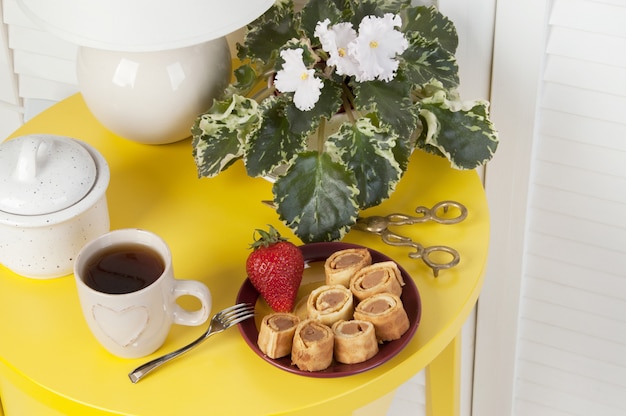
83;243;164;294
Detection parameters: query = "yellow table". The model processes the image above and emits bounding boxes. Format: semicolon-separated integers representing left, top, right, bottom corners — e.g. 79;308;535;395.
0;94;489;416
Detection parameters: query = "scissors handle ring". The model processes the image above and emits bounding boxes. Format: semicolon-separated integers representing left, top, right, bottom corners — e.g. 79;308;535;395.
381;231;460;277
411;245;461;277
426;200;468;224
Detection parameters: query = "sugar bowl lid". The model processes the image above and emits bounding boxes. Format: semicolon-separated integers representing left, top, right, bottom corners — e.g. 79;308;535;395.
0;134;97;215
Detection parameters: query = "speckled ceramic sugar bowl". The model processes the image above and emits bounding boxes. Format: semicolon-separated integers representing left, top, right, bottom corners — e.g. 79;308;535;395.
0;134;110;278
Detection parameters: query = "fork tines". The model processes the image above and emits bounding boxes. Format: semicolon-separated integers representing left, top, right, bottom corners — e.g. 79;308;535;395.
220;303;255;325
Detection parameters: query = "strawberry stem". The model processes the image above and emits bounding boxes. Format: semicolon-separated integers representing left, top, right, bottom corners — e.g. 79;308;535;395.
250;224;287;250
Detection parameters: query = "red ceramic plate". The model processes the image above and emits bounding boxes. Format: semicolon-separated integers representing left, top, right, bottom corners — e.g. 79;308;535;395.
236;242;421;378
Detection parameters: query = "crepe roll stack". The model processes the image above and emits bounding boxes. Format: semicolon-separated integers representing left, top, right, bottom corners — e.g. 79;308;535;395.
354;293;410;342
307;284;354;326
332;320;379;364
257;313;300;359
291;319;335;371
324;248;372;287
350;261;405;302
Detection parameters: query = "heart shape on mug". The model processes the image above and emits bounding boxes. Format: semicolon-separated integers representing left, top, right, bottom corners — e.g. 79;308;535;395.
92;304;150;347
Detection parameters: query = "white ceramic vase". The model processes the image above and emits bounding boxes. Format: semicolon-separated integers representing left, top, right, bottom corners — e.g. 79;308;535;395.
77;37;232;145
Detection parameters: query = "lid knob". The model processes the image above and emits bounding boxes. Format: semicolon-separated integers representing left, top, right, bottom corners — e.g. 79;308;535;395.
0;135;98;215
13;136;43;181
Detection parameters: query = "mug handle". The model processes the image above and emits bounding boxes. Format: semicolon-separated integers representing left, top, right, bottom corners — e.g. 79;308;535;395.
171;280;212;326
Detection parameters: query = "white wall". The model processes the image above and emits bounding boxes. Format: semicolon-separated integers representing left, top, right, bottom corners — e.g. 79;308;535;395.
472;0;549;413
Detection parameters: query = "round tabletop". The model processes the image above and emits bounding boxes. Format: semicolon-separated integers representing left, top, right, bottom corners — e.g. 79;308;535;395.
0;94;489;415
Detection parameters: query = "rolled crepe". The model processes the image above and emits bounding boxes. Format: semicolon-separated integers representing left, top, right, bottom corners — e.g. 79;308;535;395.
324;248;372;287
306;284;354;326
350;261;405;302
257;313;300;359
291;319;334;371
353;293;409;342
332;320;379;364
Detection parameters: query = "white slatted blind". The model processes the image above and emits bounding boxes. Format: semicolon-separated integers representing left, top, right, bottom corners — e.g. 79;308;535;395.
0;0;22;139
514;0;626;414
2;0;79;118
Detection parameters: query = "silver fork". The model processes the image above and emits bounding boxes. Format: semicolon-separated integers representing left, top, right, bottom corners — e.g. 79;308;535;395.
128;303;255;383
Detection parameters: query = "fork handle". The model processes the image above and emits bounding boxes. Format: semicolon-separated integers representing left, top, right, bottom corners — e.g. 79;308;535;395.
128;329;215;383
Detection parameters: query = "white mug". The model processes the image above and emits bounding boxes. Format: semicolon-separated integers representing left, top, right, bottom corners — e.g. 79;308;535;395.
74;228;212;358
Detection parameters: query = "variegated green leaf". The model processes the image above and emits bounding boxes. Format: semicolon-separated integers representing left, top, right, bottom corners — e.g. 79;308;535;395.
392;121;420;173
352;72;420;139
285;78;343;137
418;90;499;170
402;6;458;54
273;151;359;243
300;0;343;38
351;0;385;24
223;64;260;98
238;0;299;65
325;117;402;208
278;39;321;69
244;96;308;177
191;95;260;178
378;0;412;14
402;34;459;89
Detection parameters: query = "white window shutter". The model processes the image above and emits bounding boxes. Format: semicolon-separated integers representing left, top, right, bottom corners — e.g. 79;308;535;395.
0;0;22;139
2;0;78;114
514;0;626;414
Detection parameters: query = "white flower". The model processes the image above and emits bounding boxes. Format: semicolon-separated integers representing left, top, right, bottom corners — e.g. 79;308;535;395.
350;13;408;82
314;19;360;77
274;48;323;111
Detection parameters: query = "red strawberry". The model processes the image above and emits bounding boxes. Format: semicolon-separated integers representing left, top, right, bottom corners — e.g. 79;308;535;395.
246;225;304;312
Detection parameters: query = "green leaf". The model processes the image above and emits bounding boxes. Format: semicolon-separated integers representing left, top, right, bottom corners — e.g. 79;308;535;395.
325;117;402;208
238;0;300;65
403;6;458;54
402;34;459;89
392;124;418;173
277;39;321;69
299;0;343;38
273;151;359;243
348;0;414;25
244;96;307;177
378;0;412;14
285;78;343;137
352;72;421;139
192;95;260;177
231;64;260;94
223;63;264;99
351;0;385;25
418;89;499;170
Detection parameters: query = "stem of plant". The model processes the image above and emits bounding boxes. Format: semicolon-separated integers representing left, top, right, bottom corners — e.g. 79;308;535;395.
251;86;275;103
341;83;357;124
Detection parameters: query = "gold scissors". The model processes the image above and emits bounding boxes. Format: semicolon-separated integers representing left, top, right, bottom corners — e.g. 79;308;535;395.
353;201;468;277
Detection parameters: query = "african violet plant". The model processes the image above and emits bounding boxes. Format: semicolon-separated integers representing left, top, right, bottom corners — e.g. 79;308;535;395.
192;0;498;243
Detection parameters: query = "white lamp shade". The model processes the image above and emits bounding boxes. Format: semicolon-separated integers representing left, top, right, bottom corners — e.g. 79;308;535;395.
16;0;275;52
